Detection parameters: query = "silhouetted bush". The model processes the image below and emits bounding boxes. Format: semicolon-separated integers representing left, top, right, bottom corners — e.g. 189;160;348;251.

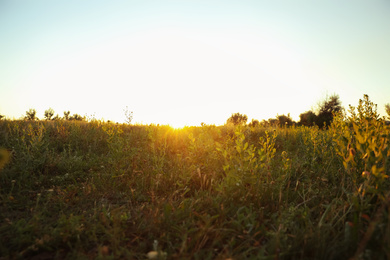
315;94;342;128
277;114;293;127
226;112;248;126
248;119;260;127
25;109;38;120
44;108;55;120
63;111;70;120
299;110;317;126
268;118;278;127
69;114;85;121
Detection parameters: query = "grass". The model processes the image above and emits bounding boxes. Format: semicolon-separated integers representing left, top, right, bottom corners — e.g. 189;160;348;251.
0;111;389;259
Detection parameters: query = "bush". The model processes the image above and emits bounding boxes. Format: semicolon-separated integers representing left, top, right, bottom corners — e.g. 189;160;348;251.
25;109;38;121
316;94;342;128
44;108;55;120
226;113;248;126
277;114;293;127
299;110;317;126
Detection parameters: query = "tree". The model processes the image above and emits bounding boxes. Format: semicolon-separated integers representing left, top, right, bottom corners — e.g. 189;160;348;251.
63;111;70;120
226;113;248;126
25;109;38;120
44;108;55;120
299;110;317;126
69;114;85;121
248;119;260;127
315;94;342;128
268;118;278;127
0;114;4;120
277;114;293;127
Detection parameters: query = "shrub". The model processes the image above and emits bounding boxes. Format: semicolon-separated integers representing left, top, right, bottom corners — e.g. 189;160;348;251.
331;94;390;200
44;108;55;120
299;110;317;126
316;94;342;128
226;113;248;126
277;114;293;127
25;109;38;121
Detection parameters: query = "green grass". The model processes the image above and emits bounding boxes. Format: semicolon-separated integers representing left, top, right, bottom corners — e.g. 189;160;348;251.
0;116;389;259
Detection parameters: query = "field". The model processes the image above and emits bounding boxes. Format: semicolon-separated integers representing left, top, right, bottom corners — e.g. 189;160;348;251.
1;101;390;259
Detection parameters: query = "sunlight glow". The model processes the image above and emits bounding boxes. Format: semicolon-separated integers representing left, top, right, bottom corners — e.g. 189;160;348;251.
1;1;389;124
31;28;317;126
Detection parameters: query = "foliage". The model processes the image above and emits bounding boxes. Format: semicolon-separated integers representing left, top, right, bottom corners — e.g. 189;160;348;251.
44;108;55;120
216;126;276;201
25;108;38;121
385;103;390;119
276;113;293;127
1;96;390;259
299;110;317;126
248;118;260;127
226;112;248;126
63;111;70;120
61;111;85;121
123;106;133;124
330;94;390;258
69;113;85;121
0;148;10;171
331;95;390;199
316;94;342;128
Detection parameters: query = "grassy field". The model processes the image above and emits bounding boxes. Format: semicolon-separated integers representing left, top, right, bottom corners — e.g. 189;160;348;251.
1;100;390;259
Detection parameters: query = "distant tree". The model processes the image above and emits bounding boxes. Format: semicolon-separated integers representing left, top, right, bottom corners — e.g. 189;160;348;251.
69;114;85;121
226;113;248;126
277;114;293;127
268;118;278;127
248;119;260;127
260;119;269;127
25;109;38;120
299;110;317;126
0;114;4;120
63;111;70;120
44;108;55;120
315;94;342;128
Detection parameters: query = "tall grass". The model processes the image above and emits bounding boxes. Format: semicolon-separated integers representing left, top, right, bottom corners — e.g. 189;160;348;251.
0;102;389;259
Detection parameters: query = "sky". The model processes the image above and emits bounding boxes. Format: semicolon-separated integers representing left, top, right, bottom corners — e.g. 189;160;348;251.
1;0;389;127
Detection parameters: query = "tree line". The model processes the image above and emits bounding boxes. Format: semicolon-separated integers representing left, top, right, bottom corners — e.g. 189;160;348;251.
227;94;343;128
1;94;388;126
21;108;86;121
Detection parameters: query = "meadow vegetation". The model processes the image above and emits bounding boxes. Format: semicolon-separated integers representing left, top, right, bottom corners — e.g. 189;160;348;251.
0;95;390;259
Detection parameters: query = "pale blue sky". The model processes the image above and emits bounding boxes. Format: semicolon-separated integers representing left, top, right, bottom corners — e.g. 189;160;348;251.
1;0;389;126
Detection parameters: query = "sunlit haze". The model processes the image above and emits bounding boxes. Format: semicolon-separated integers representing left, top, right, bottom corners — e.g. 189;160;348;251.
1;1;390;127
